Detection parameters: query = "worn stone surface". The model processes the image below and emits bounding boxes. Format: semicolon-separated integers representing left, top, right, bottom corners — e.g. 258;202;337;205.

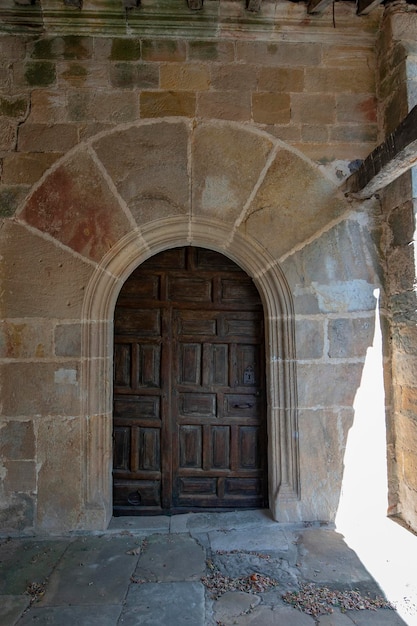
135;534;206;582
213;591;261;621
298;409;353;521
242;149;346;259
0;420;35;459
93;121;190;222
21;150;131;262
122;582;205;625
0;595;30;625
2;152;61;185
192;122;273;221
0;319;53;359
36;417;82;531
0;222;94;319
39;536;140;604
18;606;123;626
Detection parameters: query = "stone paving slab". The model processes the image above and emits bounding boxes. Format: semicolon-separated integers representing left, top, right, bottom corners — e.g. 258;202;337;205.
38;536;141;606
208;525;294;560
108;515;170;534
0;539;69;595
220;604;316;625
213;590;261;622
135;534;206;582
296;529;377;587
17;605;123;625
0;595;30;625
346;608;409;624
120;581;205;625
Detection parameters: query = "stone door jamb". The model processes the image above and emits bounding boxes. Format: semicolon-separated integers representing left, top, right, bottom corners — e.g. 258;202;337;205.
80;217;300;529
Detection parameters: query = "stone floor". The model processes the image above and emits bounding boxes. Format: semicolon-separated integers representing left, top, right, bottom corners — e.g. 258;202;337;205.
0;510;412;625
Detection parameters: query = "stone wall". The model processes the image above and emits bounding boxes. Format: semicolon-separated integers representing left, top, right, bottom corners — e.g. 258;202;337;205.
0;2;395;533
378;4;417;532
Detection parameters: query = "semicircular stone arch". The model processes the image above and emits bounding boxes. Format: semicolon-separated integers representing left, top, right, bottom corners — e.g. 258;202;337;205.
13;118;350;531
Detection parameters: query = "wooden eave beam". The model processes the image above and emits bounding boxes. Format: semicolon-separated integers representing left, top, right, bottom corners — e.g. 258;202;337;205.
345;105;417;199
246;0;262;12
307;0;333;15
357;0;384;15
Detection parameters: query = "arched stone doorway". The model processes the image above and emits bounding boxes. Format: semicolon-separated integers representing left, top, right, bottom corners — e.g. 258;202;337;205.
113;246;268;515
80;218;300;528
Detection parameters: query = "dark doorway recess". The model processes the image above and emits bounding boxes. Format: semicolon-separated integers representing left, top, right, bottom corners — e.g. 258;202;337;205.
113;246;268;515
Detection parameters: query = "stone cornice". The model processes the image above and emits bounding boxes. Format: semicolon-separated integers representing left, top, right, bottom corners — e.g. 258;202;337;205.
0;0;383;39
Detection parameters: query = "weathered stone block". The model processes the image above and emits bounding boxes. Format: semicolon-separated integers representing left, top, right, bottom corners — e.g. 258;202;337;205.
37;417;81;531
0;95;28;118
197;91;251;121
188;40;234;63
0;319;52;358
93;121;190;223
0;362;81;417
30;36;92;60
55;323;81;357
321;44;375;70
297;363;364;407
28;90;68;123
0;36;26;61
328;317;375;358
0;186;29;217
24;61;56;87
2;153;61;185
291;94;336;125
330;124;377;143
393;352;417;386
386;245;416;293
210;64;257;91
67;90;138;123
392;325;417;356
4;461;36;493
400;386;417;415
236;41;321;67
59;61;88;84
0;221;94;318
252;93;290;125
388;200;414;247
140;91;196;118
109;62;159;89
305;67;375;94
0;118;17;151
258;67;304;92
0;493;34;532
192;122;273;222
299;408;353;520
336;94;377;123
21;149;132;263
110;38;141;61
142;39;186;62
242;149;346;259
160;63;210;91
295;318;324;359
0;420;35;459
301;125;329;143
18;123;78;152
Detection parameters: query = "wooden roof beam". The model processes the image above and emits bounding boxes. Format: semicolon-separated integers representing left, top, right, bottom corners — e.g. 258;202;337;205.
307;0;333;15
345;105;417;199
357;0;384;15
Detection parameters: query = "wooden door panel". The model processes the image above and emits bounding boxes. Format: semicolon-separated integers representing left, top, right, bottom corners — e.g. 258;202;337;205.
113;246;267;515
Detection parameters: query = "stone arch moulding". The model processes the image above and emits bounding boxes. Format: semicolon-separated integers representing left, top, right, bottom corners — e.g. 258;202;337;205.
80;217;300;529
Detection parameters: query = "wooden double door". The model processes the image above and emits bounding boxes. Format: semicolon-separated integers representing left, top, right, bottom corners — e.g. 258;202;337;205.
113;247;268;515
